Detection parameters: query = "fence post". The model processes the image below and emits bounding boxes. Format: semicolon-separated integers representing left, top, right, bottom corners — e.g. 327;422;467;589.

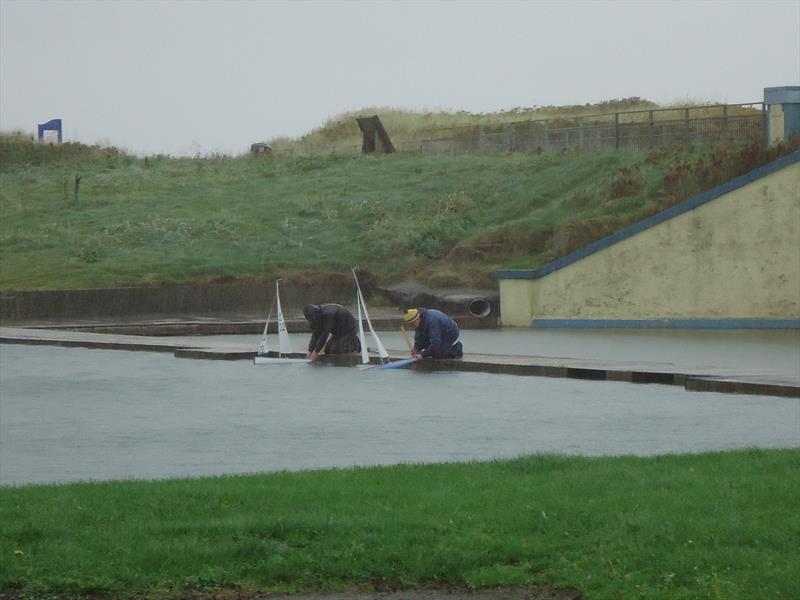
722;105;728;140
684;108;690;143
614;113;620;149
544;120;550;152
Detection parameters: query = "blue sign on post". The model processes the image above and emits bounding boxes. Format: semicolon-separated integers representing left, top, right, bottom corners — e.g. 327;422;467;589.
37;119;62;143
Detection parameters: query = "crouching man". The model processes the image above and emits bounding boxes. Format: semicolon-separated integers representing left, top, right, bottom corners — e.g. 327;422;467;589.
403;307;464;360
303;304;361;362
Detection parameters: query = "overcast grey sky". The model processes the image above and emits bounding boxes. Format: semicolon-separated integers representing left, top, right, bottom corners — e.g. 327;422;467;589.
2;0;798;156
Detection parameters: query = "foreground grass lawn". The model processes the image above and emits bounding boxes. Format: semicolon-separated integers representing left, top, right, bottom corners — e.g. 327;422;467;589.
1;449;798;599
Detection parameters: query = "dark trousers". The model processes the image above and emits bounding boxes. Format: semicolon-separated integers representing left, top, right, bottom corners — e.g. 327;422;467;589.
325;330;361;354
434;342;464;358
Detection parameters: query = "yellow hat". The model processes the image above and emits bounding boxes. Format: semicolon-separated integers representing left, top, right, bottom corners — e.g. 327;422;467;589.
403;308;420;324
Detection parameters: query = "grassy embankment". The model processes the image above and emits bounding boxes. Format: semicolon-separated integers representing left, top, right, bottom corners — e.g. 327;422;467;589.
1;119;793;291
1;449;798;599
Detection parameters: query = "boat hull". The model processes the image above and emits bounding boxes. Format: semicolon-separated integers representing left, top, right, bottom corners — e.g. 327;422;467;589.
253;356;308;365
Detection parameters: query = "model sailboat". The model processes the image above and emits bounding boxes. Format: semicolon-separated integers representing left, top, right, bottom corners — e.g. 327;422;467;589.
352;270;419;371
254;280;308;365
352;268;390;365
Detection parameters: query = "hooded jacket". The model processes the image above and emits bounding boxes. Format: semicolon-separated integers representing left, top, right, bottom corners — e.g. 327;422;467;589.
304;304;358;353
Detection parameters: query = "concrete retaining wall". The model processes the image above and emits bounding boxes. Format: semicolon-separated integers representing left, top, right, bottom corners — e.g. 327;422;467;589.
497;152;800;327
0;280;357;323
0;280;499;327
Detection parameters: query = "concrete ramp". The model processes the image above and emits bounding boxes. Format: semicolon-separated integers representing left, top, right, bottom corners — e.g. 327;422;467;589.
497;151;800;328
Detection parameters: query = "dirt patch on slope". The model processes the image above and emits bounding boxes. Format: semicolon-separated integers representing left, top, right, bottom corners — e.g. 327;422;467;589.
3;587;584;600
182;586;584;600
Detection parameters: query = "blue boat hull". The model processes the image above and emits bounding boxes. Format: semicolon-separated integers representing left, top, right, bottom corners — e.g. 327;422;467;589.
368;358;418;370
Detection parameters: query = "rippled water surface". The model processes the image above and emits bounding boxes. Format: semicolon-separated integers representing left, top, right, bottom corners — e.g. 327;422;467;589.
1;337;798;486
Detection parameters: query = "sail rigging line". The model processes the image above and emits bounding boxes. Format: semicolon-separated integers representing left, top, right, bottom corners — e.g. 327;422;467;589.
257;295;276;355
400;326;414;353
356;289;370;364
275;279;293;357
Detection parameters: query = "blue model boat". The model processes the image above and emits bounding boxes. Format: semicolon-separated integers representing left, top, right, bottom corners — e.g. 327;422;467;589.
367;357;418;371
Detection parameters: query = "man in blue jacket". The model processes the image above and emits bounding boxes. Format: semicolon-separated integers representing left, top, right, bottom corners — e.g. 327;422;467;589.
404;307;464;360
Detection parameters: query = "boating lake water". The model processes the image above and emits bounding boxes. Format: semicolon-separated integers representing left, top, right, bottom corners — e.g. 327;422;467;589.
1;329;799;486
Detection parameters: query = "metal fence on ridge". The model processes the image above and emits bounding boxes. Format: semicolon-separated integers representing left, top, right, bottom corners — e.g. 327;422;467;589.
269;103;767;157
418;103;767;155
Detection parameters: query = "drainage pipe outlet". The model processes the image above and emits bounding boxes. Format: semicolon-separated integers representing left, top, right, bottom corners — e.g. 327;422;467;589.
468;298;492;318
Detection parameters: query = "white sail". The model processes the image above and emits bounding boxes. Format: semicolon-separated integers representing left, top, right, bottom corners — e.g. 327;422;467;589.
275;280;293;356
359;288;389;359
254;281;306;365
356;291;370;364
352;268;389;361
257;303;272;355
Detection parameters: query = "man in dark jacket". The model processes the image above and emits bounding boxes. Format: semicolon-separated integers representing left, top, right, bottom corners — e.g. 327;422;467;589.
303;304;361;361
404;307;463;359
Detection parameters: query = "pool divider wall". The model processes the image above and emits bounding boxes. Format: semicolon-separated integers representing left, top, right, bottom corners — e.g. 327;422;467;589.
2;328;796;397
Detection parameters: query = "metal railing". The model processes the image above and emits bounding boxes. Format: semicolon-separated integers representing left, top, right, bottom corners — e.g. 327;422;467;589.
419;103;767;155
265;103;767;158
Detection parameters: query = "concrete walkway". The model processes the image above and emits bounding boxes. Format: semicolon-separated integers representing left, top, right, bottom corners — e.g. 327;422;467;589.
2;322;797;398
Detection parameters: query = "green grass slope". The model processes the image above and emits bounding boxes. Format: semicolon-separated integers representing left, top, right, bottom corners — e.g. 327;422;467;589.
0;131;794;290
1;450;798;599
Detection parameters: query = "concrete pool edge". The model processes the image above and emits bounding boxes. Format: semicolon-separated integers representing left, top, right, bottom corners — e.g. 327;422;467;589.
2;326;797;399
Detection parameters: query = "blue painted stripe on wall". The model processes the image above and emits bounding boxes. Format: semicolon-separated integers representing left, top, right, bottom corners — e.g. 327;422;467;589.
530;319;800;329
496;151;800;280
